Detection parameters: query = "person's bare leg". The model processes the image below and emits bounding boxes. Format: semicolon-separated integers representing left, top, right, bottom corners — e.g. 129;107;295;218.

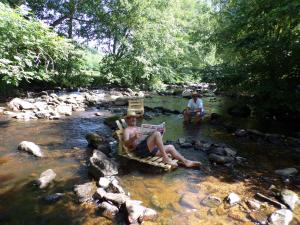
195;112;201;123
146;131;177;166
163;145;201;168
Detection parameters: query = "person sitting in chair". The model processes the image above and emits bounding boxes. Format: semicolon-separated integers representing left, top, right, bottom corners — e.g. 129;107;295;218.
184;91;205;123
123;111;201;168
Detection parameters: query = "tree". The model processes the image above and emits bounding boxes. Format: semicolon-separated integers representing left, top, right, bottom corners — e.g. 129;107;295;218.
212;0;300;114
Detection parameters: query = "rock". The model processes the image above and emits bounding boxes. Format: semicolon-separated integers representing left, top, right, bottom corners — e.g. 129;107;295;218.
35;110;51;119
98;201;119;219
126;88;135;96
8;98;35;111
95;112;102;116
99;177;111;189
34;101;47;111
56;105;72;116
178;138;186;145
137;91;144;97
95;188;128;205
74;182;97;203
182;90;193;98
208;153;234;164
43;193;64;203
109;178;125;194
37;169;56;189
275;168;298;177
0;107;5;114
265;133;284;144
84;93;98;105
86;133;106;148
223;147;237;157
246;199;261;210
227;193;241;205
280;189;299;210
228;105;251;118
114;97;128;106
249;210;269;224
179;193;200;209
88;150;118;178
18;141;43;157
49;93;58;98
201;195;222;208
268;209;293;225
126;199;157;224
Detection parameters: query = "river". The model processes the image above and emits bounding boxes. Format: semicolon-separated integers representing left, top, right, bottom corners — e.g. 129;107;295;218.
0;94;299;225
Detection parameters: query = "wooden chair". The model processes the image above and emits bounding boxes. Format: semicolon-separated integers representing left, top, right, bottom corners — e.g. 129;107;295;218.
115;119;177;171
128;98;144;117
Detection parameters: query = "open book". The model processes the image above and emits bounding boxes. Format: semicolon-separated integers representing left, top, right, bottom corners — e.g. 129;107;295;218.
140;122;165;141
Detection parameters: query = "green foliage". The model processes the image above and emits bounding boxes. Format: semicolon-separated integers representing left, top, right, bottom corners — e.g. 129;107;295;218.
96;0;215;89
0;3;88;87
212;0;300;112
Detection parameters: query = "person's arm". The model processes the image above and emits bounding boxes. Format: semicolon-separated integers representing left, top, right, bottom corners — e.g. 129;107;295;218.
186;100;192;113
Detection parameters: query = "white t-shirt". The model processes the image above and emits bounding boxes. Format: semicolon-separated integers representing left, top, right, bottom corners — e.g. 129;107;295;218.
187;98;204;111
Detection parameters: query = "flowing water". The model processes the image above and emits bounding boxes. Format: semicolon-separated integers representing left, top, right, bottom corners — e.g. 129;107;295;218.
0;95;299;225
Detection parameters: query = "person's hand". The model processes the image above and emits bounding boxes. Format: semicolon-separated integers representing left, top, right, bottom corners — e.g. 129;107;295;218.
134;132;142;139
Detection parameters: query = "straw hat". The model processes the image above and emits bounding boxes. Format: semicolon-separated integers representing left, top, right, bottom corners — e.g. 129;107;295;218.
191;91;199;96
125;111;138;118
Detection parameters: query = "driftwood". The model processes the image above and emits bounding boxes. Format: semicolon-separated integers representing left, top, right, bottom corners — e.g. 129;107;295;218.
256;193;287;209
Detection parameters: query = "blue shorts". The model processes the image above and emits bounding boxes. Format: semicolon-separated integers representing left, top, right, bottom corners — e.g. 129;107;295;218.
135;138;159;158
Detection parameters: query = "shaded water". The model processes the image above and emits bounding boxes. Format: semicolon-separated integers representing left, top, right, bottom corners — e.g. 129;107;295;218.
0;95;299;225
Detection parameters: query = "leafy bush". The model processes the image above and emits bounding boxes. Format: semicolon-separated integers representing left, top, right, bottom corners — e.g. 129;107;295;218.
0;3;86;87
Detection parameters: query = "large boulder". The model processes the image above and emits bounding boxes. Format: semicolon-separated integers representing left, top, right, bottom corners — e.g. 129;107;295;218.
8;98;35;111
18;141;43;157
37;169;56;189
74;182;97;203
89;150;118;178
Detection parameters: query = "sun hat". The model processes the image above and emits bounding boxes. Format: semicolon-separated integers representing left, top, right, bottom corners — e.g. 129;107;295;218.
125;111;138;118
191;91;199;96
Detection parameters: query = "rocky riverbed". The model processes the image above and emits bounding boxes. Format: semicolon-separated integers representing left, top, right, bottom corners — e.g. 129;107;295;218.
0;87;299;225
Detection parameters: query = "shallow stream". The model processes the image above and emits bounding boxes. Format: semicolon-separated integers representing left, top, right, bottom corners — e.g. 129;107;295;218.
0;95;299;225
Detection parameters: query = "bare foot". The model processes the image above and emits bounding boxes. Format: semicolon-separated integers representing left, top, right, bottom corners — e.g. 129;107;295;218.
184;160;201;168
